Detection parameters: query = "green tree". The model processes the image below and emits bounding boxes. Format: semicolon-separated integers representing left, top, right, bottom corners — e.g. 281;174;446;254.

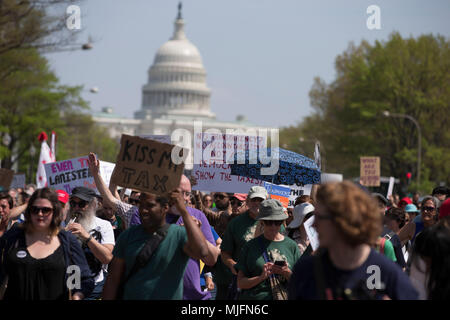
281;33;450;193
0;48;118;183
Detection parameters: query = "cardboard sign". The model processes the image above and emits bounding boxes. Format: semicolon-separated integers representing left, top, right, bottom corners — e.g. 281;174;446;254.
360;156;380;187
11;174;26;189
110;134;184;195
192;132;267;193
44;156;115;195
0;168;14;189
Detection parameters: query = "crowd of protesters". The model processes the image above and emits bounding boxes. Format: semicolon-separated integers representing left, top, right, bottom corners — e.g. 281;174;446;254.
1;155;449;300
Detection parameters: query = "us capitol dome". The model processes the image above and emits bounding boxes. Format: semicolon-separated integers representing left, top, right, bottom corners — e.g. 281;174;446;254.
93;3;271;146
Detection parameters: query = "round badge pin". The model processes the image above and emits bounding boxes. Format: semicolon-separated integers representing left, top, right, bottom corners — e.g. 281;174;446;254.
16;250;27;259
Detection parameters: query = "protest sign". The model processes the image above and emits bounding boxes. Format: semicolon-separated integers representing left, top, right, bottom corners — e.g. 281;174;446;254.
386;176;395;198
304;216;319;251
360;156;380;187
11;174;26;189
110;134;184;195
287;185;312;208
320;173;343;184
264;182;290;208
192;132;267;193
0;168;14;189
45;156;115;194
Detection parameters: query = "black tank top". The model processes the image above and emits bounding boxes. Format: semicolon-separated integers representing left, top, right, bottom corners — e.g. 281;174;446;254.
4;238;66;300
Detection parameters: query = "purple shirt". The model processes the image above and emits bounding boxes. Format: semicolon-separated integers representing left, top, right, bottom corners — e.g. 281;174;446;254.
166;207;215;300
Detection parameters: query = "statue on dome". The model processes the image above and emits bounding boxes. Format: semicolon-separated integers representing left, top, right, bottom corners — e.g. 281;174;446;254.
177;2;182;20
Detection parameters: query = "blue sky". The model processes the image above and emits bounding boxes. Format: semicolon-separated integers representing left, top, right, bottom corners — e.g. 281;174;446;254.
46;0;450;129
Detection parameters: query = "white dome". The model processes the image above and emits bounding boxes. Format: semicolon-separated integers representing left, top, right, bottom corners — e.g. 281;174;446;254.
135;6;215;121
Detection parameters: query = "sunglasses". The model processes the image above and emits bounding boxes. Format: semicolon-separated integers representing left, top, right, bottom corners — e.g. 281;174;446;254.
422;206;435;212
263;220;283;226
214;194;227;200
30;206;53;216
70;199;88;208
230;199;242;206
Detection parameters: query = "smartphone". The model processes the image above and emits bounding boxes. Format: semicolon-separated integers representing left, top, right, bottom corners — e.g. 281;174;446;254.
274;260;286;266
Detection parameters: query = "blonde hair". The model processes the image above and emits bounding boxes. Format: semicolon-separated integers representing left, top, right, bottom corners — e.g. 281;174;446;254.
316;181;382;247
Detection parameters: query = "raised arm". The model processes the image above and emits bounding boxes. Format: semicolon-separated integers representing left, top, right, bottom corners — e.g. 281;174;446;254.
169;189;211;263
88;152;118;210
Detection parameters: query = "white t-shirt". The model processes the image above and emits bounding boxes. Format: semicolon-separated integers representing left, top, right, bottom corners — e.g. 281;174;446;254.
88;217;115;283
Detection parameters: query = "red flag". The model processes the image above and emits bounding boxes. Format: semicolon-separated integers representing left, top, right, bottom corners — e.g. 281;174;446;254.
36;132;54;188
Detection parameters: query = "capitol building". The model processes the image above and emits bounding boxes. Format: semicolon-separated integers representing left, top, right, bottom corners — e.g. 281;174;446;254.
93;4;272;165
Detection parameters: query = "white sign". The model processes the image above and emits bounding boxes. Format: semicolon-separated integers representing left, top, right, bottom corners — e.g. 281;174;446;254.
44;155;115;194
192;133;267;193
304;216;319;251
320;173;343;184
286;185;312;208
386;176;395;198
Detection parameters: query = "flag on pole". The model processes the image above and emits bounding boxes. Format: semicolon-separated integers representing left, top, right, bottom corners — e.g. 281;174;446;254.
50;131;56;162
36;132;54;188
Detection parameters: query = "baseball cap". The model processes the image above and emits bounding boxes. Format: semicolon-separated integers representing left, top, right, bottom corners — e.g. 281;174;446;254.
71;187;96;202
233;193;247;201
56;189;69;204
288;203;315;229
399;197;412;205
248;186;269;200
257;199;287;221
404;204;419;213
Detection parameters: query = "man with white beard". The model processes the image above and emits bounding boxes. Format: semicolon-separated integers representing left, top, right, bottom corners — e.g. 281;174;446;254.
66;187;115;300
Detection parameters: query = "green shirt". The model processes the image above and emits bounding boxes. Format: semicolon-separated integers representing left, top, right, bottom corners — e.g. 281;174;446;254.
113;224;189;300
235;234;301;300
383;239;397;262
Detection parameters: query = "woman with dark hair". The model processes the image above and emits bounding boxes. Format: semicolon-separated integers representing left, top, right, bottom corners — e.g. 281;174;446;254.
0;188;94;300
399;196;439;246
409;219;450;299
288;181;418;300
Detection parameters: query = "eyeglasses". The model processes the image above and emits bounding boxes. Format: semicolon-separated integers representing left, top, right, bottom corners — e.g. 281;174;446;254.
70;199;88;208
422;206;435;212
30;206;53;216
263;220;283;226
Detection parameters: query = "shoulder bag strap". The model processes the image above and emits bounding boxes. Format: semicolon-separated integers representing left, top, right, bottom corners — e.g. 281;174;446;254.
123;223;170;284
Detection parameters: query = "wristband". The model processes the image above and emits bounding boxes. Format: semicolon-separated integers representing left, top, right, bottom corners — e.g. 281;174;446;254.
85;234;93;245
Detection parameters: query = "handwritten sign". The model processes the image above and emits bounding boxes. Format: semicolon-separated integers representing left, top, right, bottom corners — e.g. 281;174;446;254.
192;132;267;193
110;134;184;195
360;156;380;187
44;156;115;195
0;168;14;189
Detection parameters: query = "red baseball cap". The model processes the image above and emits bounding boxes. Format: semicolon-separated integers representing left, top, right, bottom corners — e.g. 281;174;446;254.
233;193;247;201
399;197;412;205
56;189;69;204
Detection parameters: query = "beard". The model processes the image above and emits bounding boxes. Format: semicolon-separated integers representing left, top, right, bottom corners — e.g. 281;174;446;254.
68;205;96;234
